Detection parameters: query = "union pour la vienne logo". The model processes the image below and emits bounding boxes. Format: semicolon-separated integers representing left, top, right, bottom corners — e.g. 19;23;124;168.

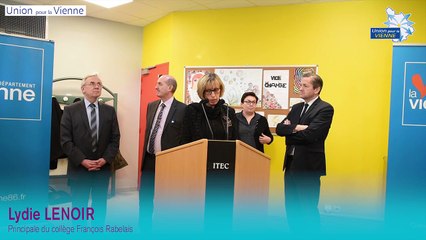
384;7;414;42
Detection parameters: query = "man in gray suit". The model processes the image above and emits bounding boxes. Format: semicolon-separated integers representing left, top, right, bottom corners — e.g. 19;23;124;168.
61;74;120;225
139;75;186;230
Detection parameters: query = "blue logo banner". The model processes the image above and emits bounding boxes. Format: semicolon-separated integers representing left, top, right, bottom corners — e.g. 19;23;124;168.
0;34;54;220
0;43;44;120
370;28;401;39
387;45;426;235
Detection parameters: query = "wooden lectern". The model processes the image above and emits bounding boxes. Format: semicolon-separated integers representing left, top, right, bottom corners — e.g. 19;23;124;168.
154;139;270;223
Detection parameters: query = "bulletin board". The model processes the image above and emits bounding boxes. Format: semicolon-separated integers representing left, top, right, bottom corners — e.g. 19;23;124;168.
184;65;318;133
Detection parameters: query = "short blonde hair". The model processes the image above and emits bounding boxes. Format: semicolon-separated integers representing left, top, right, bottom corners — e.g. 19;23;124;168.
197;72;225;99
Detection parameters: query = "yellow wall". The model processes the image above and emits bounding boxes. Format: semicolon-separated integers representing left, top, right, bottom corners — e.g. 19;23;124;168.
141;14;173;68
142;0;426;218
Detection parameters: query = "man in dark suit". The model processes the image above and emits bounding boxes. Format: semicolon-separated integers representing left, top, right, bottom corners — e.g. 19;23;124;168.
61;74;120;226
276;72;334;233
139;75;186;230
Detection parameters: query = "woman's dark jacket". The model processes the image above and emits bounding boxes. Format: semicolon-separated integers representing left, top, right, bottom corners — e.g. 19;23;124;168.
182;99;239;144
236;112;273;152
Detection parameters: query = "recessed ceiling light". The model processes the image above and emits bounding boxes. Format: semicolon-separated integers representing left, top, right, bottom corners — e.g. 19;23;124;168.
85;0;133;9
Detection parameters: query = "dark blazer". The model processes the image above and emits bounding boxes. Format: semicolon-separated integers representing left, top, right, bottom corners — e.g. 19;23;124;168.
142;98;186;171
276;97;333;176
61;100;120;180
236;112;273;153
50;97;63;169
182;99;239;144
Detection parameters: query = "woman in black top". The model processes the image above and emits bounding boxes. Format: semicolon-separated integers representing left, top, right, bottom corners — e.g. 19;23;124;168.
236;92;273;152
182;72;238;143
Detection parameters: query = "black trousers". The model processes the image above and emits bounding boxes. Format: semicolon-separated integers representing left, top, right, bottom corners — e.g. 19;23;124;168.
139;152;155;232
284;156;321;233
69;171;110;226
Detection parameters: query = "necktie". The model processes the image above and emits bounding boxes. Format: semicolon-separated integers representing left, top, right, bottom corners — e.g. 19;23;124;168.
89;103;97;152
299;103;309;123
148;103;166;154
290;103;309;156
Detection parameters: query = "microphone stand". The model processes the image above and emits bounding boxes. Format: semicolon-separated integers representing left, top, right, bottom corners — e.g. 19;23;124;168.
224;103;229;140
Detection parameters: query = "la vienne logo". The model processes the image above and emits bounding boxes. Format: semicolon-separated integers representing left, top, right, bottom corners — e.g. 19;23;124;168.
409;74;426;109
403;63;426;127
0;43;43;121
371;8;414;41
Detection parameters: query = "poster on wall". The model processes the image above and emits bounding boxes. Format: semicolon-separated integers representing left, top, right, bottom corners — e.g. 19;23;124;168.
386;44;426;235
0;33;54;236
215;68;263;106
263;70;289;110
184;65;317;133
186;69;210;104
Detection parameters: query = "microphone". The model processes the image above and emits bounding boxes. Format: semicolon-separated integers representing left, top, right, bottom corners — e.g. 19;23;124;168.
223;103;229;140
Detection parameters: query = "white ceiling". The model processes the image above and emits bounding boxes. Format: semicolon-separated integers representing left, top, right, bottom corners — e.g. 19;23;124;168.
7;0;352;27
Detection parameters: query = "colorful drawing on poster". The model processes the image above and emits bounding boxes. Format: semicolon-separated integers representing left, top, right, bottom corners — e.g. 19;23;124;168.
215;68;262;106
184;65;318;134
263;89;282;109
186;70;209;104
267;114;285;128
263;70;288;109
293;67;316;94
293;68;303;94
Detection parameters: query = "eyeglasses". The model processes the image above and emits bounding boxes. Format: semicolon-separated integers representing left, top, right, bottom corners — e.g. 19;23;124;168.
243;100;257;105
204;88;220;96
86;82;103;87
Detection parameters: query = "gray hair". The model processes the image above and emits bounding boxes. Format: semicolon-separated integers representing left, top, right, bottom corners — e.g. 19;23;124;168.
81;73;101;87
160;75;177;93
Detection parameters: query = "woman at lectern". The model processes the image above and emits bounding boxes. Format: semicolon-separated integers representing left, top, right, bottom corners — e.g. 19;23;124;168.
182;72;239;143
236;92;273;153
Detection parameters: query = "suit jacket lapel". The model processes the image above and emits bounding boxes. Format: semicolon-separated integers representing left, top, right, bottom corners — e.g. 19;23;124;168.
79;101;91;132
164;99;177;129
98;102;104;138
147;100;160;130
300;97;321;122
